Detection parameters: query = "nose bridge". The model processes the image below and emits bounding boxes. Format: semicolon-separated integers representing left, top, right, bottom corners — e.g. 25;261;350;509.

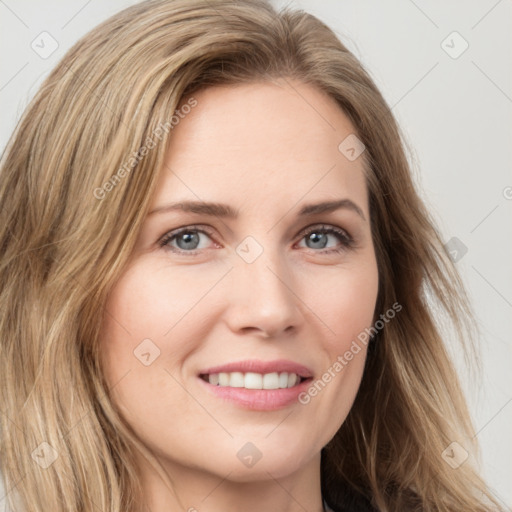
228;235;302;336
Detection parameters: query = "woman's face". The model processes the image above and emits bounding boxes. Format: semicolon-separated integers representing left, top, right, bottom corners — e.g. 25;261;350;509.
100;79;379;482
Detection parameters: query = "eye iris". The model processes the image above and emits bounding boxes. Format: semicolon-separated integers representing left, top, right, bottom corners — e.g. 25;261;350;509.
176;231;200;250
306;232;328;249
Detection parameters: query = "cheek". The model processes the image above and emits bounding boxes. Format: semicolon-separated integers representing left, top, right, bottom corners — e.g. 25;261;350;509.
101;259;232;364
99;260;231;394
296;261;378;440
303;258;379;350
104;261;222;338
98;266;210;434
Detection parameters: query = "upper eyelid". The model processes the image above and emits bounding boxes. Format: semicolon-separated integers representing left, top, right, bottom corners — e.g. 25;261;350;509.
160;223;352;249
158;225;217;249
295;223;351;239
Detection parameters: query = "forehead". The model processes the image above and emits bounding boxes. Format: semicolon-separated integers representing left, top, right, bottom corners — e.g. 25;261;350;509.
152;80;368;214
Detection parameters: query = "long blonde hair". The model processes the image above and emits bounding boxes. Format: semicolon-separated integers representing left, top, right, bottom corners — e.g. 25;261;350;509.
0;1;506;510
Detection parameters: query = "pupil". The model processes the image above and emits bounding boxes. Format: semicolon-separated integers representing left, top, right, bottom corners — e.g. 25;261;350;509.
177;232;199;250
307;232;327;249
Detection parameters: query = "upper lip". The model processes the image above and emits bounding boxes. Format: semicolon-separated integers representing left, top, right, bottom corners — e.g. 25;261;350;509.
199;359;314;378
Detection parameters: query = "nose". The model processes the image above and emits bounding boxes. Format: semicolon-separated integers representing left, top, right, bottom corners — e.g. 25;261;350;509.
224;248;304;339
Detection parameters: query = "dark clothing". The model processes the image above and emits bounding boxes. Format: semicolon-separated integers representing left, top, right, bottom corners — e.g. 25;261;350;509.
323;494;377;512
321;449;378;512
322;476;378;512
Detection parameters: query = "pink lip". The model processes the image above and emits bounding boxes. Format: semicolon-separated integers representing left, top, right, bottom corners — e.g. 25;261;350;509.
197;375;313;411
198;359;314;378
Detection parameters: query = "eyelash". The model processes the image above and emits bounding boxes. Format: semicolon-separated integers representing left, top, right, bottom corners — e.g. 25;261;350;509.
158;224;355;255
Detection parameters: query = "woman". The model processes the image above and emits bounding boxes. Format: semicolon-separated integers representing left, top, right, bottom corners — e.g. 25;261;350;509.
0;1;506;511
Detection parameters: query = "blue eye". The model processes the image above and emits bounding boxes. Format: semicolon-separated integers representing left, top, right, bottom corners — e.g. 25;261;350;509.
297;225;354;254
172;231;201;250
159;224;354;255
159;226;214;253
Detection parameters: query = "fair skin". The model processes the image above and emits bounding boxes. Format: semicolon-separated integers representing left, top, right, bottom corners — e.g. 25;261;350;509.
100;78;379;512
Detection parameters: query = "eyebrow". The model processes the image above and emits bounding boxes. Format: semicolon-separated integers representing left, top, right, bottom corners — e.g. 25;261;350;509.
148;198;366;221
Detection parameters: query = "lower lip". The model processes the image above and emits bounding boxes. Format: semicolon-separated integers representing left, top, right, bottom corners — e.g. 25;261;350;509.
197;376;313;411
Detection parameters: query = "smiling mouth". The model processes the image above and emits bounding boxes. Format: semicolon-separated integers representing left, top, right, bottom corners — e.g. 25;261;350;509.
199;372;311;390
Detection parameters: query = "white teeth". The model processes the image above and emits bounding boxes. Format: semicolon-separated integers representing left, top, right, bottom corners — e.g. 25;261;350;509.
218;372;229;386
205;371;302;389
229;372;244;387
288;373;297;387
244;372;262;389
262;372;279;389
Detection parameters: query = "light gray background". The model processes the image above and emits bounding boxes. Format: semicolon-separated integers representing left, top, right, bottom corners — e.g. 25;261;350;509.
1;0;510;508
